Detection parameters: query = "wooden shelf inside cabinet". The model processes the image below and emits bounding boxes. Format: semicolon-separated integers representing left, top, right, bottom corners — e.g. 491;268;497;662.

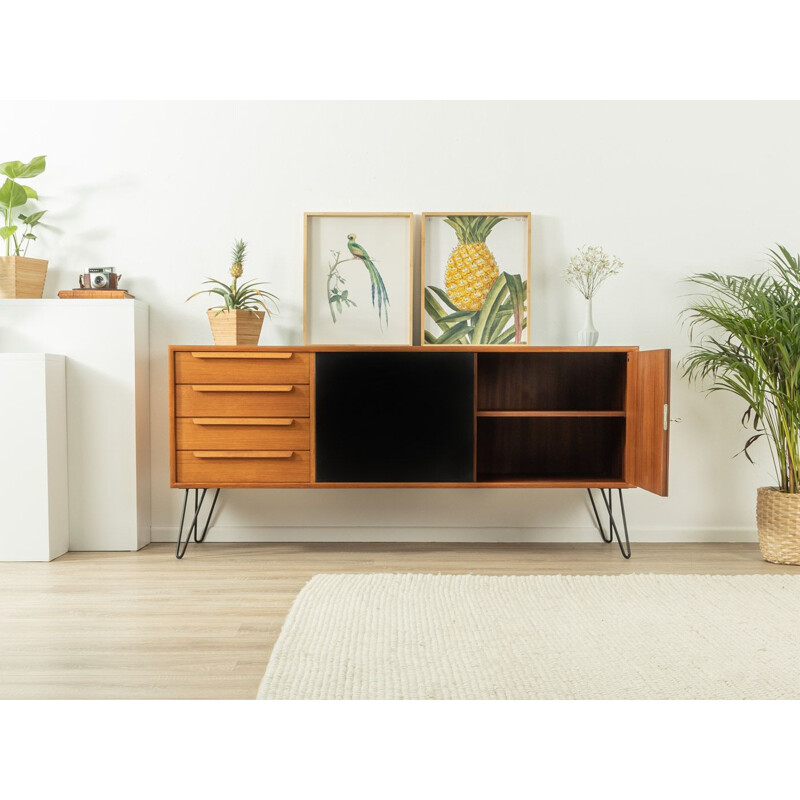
476;475;631;488
476;415;627;483
476;351;628;413
477;410;626;418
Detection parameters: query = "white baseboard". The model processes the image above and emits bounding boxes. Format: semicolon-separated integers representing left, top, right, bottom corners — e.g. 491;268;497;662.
149;525;758;544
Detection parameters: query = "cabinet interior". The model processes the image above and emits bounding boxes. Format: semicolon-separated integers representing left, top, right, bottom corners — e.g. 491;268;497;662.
475;352;628;483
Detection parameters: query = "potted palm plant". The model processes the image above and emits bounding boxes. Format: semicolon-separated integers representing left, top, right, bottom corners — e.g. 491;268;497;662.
683;245;800;564
187;239;280;345
0;155;48;298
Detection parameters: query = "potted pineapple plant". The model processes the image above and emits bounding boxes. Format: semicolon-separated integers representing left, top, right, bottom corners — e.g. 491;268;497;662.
0;155;48;298
188;239;280;346
683;245;800;564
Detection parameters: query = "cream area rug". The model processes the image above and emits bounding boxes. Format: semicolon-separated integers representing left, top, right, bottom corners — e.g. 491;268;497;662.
257;573;800;700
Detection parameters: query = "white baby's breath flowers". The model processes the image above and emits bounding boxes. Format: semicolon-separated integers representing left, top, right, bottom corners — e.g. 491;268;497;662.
564;245;623;299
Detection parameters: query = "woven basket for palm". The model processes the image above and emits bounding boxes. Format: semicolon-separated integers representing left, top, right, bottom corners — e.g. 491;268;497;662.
757;487;800;565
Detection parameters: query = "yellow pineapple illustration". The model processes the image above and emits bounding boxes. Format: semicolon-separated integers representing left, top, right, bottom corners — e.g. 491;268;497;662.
443;215;506;311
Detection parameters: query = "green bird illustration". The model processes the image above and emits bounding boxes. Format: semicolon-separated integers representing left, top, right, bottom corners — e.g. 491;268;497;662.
347;233;389;327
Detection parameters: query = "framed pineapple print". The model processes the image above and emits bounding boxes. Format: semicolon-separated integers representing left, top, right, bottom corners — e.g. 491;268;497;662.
304;212;414;345
422;213;531;345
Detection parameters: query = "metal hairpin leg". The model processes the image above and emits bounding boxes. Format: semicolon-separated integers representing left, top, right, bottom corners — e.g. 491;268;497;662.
587;488;631;559
176;488;221;559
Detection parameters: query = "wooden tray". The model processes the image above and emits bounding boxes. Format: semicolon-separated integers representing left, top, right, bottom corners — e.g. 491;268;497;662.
58;290;136;299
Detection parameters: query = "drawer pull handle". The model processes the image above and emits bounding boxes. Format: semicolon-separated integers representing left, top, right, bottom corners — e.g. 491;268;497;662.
192;451;294;459
191;384;294;393
190;352;294;360
191;418;294;427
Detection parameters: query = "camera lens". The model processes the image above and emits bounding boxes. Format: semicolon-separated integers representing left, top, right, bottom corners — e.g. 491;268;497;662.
92;275;107;288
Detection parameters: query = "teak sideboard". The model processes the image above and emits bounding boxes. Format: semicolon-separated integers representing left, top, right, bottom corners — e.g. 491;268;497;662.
168;345;671;557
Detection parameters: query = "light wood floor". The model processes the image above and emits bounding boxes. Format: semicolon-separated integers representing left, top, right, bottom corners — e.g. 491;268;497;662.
1;542;796;700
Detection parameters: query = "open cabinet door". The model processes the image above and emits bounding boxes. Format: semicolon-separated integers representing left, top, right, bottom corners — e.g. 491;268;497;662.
634;349;671;496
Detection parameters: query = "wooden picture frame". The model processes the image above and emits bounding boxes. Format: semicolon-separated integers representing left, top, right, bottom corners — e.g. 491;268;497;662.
421;212;532;346
303;212;414;345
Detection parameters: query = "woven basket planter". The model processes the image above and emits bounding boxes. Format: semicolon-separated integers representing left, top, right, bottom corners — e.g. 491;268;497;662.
757;487;800;565
0;256;48;298
206;309;265;346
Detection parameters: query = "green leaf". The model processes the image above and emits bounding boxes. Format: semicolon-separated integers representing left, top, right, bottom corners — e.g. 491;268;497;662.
0;155;46;179
465;216;479;244
486;311;513;342
438;309;476;325
22;210;46;227
482;216;507;239
433;320;472;344
424;288;451;324
0;225;18;240
442;217;462;240
0;161;26;179
504;271;526;344
0;179;29;210
20;185;38;200
188;275;279;313
424;288;470;342
493;327;518;345
427;285;460;312
186;286;233;304
23;233;36;241
472;274;510;344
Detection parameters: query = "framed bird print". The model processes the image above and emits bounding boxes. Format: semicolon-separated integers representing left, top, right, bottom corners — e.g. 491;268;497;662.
304;212;414;345
422;212;531;346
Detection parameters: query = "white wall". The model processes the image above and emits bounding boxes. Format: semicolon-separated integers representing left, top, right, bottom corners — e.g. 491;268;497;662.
7;101;800;543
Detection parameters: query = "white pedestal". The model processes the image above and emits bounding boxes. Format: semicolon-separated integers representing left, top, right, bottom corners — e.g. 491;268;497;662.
0;300;150;550
0;354;69;561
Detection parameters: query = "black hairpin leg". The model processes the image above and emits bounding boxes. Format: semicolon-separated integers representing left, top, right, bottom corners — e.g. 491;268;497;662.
176;488;220;559
587;488;631;559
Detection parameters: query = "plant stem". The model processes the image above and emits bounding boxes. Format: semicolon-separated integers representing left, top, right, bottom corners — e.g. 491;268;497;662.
326;267;337;323
326;254;359;324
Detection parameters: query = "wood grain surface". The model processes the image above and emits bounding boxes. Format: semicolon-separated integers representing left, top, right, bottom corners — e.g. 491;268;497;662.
634;349;671;496
175;383;311;417
175;351;310;384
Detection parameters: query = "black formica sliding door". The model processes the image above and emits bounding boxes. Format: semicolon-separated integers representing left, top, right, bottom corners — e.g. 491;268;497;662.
315;352;474;483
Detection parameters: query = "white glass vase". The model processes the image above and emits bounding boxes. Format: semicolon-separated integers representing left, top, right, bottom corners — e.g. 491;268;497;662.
579;296;599;346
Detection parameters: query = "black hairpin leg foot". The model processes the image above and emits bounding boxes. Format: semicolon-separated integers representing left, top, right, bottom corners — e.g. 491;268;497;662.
587;488;631;559
176;488;221;559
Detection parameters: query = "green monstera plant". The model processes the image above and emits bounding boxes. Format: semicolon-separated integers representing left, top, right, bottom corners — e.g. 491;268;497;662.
0;155;47;257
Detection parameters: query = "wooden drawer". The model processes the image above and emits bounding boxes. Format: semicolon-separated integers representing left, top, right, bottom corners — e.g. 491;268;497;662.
177;450;310;484
175;383;310;417
176;417;310;450
175;351;310;384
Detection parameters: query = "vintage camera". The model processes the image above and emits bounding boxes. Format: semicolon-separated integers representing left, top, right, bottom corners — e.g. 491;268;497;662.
80;267;121;290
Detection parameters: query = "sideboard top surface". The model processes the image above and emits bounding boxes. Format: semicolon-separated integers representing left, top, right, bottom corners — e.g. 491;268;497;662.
170;345;638;353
